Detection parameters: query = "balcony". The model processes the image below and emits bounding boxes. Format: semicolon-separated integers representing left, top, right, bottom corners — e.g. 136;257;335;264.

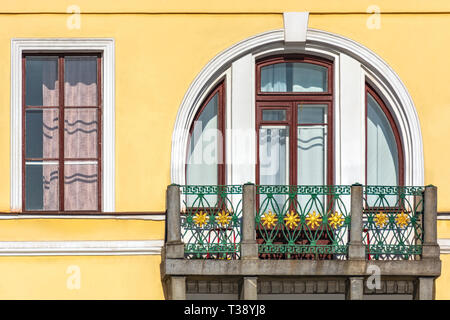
161;184;441;300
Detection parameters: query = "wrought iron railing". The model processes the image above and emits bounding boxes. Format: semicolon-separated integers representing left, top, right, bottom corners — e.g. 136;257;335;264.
180;185;242;259
256;185;351;259
176;184;427;261
363;185;424;260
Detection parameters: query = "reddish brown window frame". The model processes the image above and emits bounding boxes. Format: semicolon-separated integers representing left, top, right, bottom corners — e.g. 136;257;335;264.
22;52;103;213
365;84;404;186
185;80;226;186
255;55;334;186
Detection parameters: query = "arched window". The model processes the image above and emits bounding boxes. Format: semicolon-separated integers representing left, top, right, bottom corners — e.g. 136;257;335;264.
174;29;422;188
186;81;225;186
366;85;404;186
256;55;333;186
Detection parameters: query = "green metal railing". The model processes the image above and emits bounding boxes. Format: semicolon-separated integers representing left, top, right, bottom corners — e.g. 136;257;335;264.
178;184;426;261
256;185;351;259
180;185;242;259
363;185;424;260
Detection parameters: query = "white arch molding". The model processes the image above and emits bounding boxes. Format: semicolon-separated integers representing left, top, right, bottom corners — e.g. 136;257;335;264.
171;28;424;186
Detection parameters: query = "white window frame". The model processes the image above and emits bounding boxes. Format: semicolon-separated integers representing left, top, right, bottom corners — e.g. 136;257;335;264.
10;38;115;212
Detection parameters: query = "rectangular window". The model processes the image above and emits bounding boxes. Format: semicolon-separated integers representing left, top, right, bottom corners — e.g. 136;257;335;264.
23;53;102;212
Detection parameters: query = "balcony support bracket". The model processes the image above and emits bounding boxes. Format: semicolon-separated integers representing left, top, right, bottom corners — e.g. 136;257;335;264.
239;277;258;300
346;277;364;300
414;277;435;300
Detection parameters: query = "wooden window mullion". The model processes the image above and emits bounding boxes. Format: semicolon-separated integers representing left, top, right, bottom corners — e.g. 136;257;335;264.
97;55;102;212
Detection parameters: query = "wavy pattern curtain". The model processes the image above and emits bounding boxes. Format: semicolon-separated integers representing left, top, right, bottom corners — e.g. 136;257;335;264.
63;57;98;210
297;127;325;186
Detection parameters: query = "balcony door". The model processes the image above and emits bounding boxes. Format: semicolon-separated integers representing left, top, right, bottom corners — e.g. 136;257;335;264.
256;55;333;187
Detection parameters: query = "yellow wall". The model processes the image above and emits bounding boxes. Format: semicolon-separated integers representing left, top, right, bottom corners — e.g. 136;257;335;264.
3;0;450;13
436;254;450;300
438;221;450;239
0;13;282;212
1;12;450;212
0;219;165;241
0;255;164;299
0;1;450;299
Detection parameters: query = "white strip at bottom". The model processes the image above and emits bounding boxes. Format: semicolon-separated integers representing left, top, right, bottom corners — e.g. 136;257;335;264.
0;240;164;256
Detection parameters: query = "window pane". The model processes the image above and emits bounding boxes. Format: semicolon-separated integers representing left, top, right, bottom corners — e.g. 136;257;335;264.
186;93;219;186
25;57;59;106
261;62;328;93
297;126;326;185
64;109;98;158
367;94;398;186
262;109;286;121
64;56;98;106
25;162;59;210
298;105;326;124
25;109;59;159
259;126;289;185
297;126;326;208
64;163;98;210
259;126;289;211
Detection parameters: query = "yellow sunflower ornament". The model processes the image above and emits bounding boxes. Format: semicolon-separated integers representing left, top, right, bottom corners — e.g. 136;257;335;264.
374;211;388;228
261;211;278;229
217;210;232;227
395;211;410;229
328;211;344;229
284;211;300;229
306;211;322;229
193;211;209;227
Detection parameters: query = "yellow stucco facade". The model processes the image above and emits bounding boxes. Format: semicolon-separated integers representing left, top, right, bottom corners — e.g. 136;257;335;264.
0;0;449;299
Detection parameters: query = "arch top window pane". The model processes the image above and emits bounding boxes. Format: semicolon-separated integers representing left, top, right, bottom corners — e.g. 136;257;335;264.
260;62;328;93
366;93;399;186
186;92;219;186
